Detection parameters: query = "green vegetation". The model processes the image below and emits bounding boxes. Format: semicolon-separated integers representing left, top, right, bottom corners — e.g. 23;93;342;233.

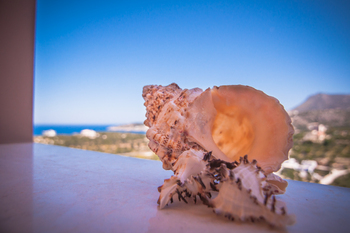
283;126;350;187
34;132;159;161
281;168;295;180
34;126;350;188
331;173;350;188
290;127;350;164
313;169;329;177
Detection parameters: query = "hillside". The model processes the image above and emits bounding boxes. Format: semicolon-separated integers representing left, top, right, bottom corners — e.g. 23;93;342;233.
293;93;350;113
282;93;350;187
290;94;350;129
290;109;350;129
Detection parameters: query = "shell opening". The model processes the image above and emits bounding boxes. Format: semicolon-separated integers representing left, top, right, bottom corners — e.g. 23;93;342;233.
212;107;255;161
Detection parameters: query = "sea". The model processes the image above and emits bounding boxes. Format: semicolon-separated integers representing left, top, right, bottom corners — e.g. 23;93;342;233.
33;125;146;136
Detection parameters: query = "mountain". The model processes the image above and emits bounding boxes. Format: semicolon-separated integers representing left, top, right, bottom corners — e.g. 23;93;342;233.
290;94;350;129
293;93;350;113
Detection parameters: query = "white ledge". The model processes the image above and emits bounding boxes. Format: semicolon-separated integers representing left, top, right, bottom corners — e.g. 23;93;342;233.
1;143;349;233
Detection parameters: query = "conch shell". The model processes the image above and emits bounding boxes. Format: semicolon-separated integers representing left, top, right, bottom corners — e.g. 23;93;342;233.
142;83;295;227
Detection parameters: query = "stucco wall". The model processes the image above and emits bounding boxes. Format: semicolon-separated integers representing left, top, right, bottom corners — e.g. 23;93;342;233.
0;0;36;144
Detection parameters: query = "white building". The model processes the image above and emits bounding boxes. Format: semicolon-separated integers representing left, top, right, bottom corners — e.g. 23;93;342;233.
303;123;328;142
80;129;97;139
42;129;57;137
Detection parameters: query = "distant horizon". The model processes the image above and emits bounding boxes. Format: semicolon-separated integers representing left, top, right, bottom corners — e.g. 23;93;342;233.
33;122;144;126
34;91;350;125
34;0;350;125
32;124;147;136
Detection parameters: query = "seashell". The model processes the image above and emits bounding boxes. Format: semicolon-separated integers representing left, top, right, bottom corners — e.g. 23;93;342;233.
157;149;209;208
143;84;203;170
157;153;295;226
143;83;294;174
206;158;296;227
189;85;294;174
143;83;295;227
206;156;295;227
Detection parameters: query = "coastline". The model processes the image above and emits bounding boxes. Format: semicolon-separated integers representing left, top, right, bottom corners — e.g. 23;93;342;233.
33;124;146;136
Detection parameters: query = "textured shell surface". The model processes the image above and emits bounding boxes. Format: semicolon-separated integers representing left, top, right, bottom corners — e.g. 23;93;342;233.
143;83;295;227
143;83;294;174
143;84;203;170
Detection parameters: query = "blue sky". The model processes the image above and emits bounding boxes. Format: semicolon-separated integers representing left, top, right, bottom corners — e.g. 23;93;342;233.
34;0;350;125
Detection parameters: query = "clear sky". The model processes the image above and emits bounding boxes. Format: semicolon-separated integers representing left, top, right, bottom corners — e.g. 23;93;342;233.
34;0;350;125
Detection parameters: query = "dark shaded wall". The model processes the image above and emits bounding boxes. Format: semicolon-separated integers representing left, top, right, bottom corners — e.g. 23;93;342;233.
0;0;36;144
